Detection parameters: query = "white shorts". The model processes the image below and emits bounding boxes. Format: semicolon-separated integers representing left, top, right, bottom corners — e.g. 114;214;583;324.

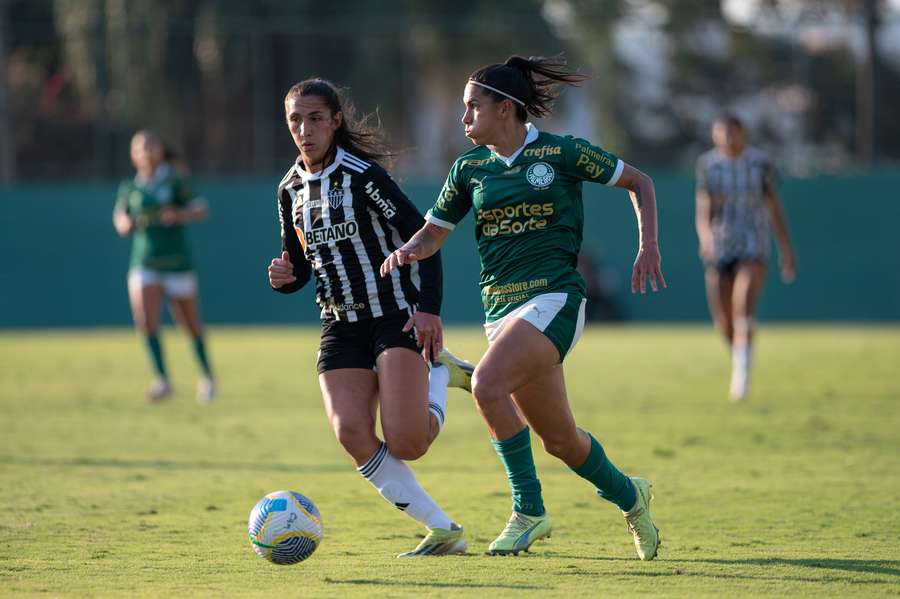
483;292;587;361
128;268;197;299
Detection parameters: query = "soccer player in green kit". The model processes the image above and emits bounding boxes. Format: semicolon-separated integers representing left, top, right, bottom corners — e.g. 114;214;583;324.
113;130;215;403
381;55;665;559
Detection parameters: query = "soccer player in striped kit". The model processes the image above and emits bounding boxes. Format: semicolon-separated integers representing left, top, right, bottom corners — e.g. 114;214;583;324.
267;78;473;557
382;55;663;559
695;113;796;401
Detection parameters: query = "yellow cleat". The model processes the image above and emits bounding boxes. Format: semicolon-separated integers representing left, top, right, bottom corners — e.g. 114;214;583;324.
623;477;660;560
486;511;552;556
397;523;467;557
437;348;475;392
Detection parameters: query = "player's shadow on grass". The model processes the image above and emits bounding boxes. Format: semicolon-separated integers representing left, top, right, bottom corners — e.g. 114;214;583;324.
0;455;346;473
692;557;900;578
549;554;900;579
322;576;545;591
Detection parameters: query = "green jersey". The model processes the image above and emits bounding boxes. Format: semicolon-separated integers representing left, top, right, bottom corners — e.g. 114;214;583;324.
116;164;196;272
426;124;623;321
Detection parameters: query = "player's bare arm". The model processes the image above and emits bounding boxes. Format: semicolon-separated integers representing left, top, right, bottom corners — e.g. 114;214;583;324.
112;204;135;236
695;189;715;262
615;163;666;294
160;199;209;227
764;188;796;283
380;223;451;277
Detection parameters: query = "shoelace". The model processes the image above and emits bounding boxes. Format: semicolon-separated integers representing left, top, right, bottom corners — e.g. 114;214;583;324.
624;505;650;540
500;513;532;537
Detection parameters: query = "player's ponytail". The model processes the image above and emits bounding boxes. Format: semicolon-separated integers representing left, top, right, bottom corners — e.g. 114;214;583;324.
285;78;392;166
469;54;588;120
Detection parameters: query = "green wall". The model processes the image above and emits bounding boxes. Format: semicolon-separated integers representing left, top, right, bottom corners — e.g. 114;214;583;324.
1;174;898;327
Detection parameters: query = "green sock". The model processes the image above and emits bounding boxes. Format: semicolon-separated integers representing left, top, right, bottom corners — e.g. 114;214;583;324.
192;337;212;377
145;334;166;378
573;433;637;512
491;426;545;517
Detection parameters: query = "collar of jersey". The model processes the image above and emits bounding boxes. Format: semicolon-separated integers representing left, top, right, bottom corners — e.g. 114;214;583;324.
134;163;172;189
294;147;345;183
492;122;539;167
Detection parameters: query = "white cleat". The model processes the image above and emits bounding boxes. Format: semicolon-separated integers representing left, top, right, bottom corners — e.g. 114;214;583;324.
729;371;748;402
146;378;173;403
197;377;216;404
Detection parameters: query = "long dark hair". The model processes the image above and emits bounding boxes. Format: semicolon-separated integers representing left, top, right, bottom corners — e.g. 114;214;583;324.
469;55;588;120
285;78;391;166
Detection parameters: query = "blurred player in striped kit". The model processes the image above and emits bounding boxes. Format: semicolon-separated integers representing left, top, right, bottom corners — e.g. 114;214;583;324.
695;113;796;401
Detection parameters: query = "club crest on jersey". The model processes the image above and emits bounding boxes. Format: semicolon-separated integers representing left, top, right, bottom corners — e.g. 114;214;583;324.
326;187;346;210
526;162;555;189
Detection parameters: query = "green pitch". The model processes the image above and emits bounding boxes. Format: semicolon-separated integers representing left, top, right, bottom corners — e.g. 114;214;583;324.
1;326;898;598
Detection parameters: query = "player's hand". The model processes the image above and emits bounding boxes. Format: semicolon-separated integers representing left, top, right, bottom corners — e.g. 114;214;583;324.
113;211;135;236
380;243;420;277
403;310;443;363
632;243;667;294
268;251;297;288
160;206;180;227
780;251;796;284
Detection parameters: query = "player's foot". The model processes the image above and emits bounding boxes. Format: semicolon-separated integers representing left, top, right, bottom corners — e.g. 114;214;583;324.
437;348;475;392
729;369;748;401
146;378;172;402
397;523;467;557
623;477;660;560
197;376;216;404
486;511;552;555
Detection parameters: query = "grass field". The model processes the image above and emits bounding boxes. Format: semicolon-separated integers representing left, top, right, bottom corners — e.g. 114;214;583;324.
1;325;898;598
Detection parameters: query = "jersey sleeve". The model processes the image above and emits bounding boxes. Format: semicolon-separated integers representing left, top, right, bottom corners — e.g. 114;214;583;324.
115;181;131;214
425;160;472;230
364;167;443;315
564;136;624;187
273;185;311;295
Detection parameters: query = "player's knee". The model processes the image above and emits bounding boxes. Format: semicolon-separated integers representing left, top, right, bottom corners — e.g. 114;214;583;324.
471;368;504;406
332;418;374;457
385;436;428;461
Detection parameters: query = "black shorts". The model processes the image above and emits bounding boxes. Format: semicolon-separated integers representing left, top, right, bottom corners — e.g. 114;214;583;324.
317;309;419;374
710;257;766;278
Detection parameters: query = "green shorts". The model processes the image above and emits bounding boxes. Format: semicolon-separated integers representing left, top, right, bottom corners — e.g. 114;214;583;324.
483;292;587;362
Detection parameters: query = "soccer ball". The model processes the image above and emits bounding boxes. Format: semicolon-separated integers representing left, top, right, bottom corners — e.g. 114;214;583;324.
248;490;323;565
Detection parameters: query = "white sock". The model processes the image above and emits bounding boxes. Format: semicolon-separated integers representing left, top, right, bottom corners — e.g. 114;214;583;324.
730;342;752;395
733;343;751;377
427;364;449;431
358;442;453;530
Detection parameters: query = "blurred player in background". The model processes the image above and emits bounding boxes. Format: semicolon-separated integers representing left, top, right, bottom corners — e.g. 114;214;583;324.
267;78;474;557
695;112;796;401
112;130;215;403
382;55;663;559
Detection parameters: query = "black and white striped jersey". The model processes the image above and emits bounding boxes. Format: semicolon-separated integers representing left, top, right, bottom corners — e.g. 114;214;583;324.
696;146;775;263
274;147;442;322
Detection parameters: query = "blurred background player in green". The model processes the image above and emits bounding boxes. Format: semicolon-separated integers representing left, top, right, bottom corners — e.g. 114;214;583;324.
112;130;215;403
695;113;796;401
382;55;664;559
